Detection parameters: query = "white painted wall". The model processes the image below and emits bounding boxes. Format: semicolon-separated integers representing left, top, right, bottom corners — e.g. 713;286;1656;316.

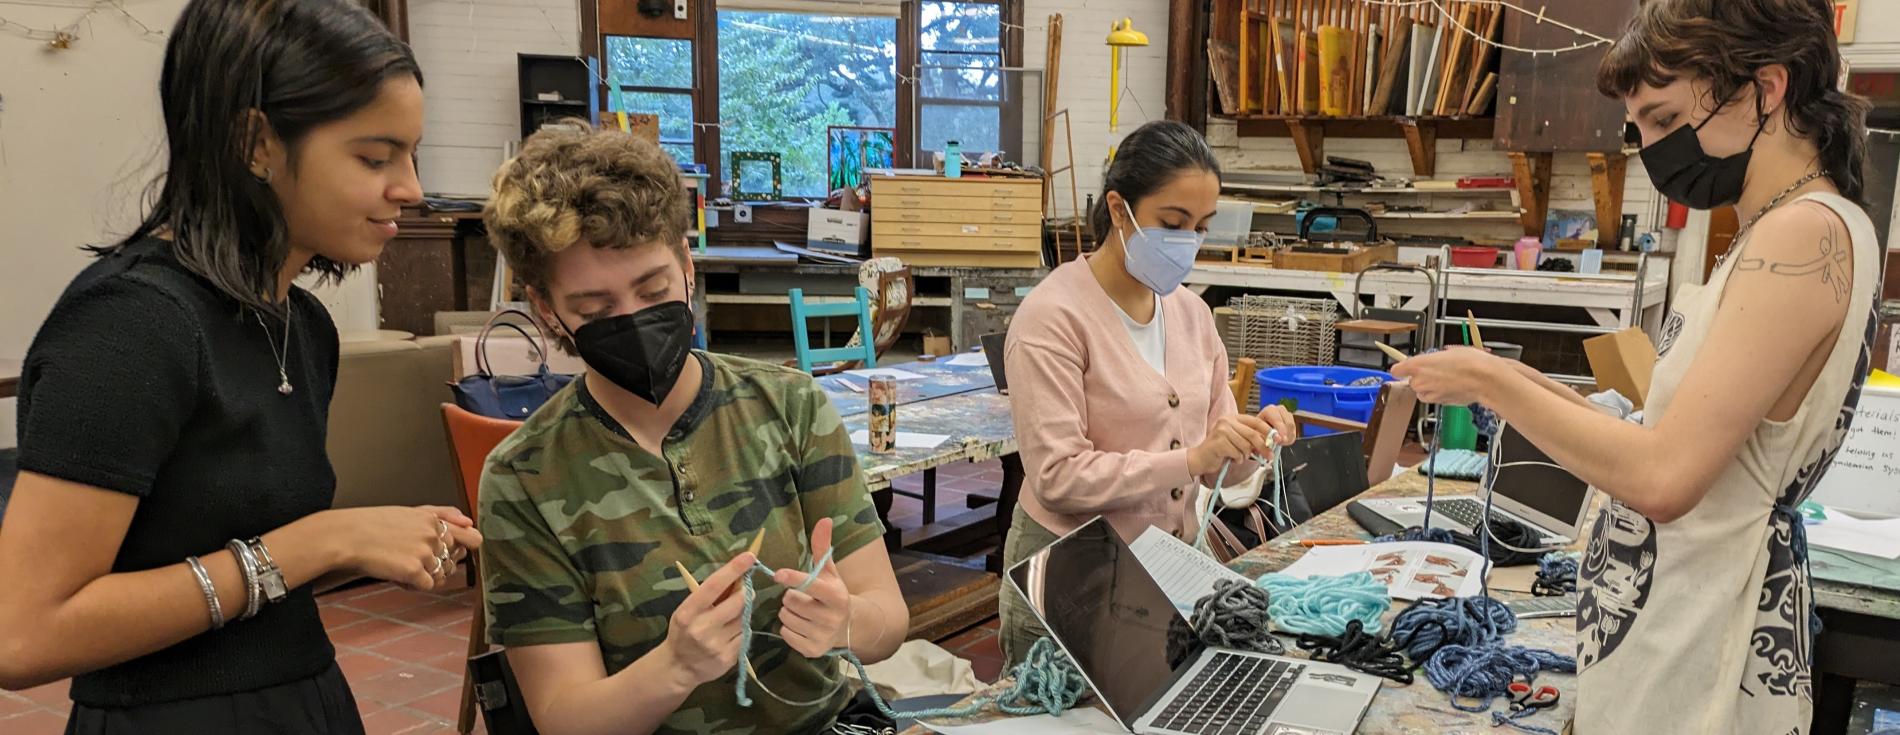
409;0;582;197
0;0;186;450
0;0;395;450
1022;0;1171;218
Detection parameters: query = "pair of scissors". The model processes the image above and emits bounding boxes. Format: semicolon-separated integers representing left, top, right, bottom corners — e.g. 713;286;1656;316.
1507;682;1559;713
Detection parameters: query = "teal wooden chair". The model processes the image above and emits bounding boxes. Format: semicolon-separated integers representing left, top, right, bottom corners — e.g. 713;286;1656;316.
789;286;878;374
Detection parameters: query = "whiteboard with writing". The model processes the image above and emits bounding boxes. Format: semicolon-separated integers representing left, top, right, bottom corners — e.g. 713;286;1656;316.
1811;384;1900;517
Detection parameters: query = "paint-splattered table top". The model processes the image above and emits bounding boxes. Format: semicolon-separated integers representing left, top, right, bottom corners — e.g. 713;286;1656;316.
1810;548;1900;620
898;471;1580;735
841;387;1015;492
819;358;997;418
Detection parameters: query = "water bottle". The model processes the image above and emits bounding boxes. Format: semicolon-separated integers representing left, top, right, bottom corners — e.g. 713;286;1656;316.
944;140;961;179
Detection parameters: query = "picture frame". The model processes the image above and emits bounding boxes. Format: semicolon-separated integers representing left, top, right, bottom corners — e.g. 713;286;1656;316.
730;151;783;202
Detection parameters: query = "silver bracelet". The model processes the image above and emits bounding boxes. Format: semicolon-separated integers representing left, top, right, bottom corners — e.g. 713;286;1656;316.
246;537;289;606
185;556;225;630
227;540;262;621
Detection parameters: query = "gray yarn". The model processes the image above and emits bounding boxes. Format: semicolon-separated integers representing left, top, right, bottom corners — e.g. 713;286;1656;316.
1191;579;1285;654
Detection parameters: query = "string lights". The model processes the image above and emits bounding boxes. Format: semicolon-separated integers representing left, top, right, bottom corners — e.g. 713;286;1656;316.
0;0;165;51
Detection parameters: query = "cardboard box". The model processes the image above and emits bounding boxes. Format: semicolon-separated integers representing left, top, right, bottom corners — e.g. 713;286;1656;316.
808;208;869;257
1583;327;1658;409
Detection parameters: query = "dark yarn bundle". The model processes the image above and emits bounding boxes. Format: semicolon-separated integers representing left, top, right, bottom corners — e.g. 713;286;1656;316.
1294;619;1412;684
1532;553;1578;597
1389;596;1576;722
1192;579;1284;655
1388;596;1517;662
1374;518;1542;567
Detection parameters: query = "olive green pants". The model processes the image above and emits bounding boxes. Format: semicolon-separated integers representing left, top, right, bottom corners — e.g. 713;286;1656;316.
996;504;1064;670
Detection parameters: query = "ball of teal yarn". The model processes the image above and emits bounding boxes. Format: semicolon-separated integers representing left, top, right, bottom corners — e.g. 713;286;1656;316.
1257;572;1391;637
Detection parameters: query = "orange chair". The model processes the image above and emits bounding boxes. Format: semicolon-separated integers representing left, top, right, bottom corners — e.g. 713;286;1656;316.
440;404;523;734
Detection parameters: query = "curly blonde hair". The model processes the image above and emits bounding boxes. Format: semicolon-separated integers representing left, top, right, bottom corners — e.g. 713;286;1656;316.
484;122;690;300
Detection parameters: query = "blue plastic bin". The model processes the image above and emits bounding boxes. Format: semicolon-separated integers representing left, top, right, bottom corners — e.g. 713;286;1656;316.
1255;366;1394;436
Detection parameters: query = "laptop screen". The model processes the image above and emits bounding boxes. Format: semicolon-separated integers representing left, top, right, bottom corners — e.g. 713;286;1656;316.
1006;518;1204;729
1492;423;1591;527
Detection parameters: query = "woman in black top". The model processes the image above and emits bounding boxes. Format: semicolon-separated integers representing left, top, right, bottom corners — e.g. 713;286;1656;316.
0;1;482;732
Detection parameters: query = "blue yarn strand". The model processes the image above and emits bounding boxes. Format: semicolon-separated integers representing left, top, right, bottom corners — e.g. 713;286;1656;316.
1195;430;1284;548
1380;407;1577;726
1256;572;1390;636
732;548;1089;721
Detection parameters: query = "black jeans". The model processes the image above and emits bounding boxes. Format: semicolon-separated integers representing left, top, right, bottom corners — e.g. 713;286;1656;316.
65;663;364;735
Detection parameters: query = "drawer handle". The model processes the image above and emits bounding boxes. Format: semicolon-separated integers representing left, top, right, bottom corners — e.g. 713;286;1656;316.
900;226;923;234
899;186;923;194
902;240;924;247
901;213;921;220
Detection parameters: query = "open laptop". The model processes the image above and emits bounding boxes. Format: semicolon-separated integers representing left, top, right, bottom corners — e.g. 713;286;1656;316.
1355;422;1595;545
1007;517;1379;735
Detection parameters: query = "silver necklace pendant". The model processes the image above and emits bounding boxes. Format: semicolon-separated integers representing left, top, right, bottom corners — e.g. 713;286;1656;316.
278;375;294;395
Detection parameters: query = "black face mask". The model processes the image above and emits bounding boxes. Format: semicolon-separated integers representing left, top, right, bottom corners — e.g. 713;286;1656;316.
1640;96;1766;210
559;301;695;405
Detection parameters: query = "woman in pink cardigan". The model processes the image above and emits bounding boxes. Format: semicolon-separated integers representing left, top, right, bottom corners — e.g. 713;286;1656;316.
998;121;1296;664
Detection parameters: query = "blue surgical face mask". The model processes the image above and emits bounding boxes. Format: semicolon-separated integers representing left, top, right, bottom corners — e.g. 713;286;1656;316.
1117;199;1205;295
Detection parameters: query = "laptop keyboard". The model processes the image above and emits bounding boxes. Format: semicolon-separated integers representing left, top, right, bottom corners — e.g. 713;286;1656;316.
1433;497;1505;530
1152;652;1302;735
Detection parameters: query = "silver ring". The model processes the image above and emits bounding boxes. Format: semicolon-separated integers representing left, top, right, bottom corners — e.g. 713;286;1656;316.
431;557;445;576
437;543;451;561
436;519;449;537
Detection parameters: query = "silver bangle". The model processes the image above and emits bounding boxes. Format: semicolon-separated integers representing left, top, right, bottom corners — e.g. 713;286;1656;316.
227;540;262;621
246;537;289;606
185;556;225;630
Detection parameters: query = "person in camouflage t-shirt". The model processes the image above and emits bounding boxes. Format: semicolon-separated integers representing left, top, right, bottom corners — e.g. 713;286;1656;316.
478;125;909;735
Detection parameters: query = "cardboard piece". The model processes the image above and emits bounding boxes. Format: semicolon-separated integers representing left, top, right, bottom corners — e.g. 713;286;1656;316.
922;331;952;357
1583;327;1658;409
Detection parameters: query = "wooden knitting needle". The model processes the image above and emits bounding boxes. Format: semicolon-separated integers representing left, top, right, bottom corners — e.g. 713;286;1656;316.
1374;342;1411;363
1299;538;1369;547
673;561;762;680
747;531;766;557
1465;310;1486;351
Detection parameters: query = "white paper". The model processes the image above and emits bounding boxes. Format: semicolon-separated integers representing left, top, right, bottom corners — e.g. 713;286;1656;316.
843;367;927;381
1808;508;1900;559
849;429;951;449
1277;541;1487;600
922;707;1124;735
1129;527;1253;617
946;352;991;367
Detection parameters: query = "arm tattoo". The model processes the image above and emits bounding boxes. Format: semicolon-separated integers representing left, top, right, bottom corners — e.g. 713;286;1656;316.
1732;208;1851;304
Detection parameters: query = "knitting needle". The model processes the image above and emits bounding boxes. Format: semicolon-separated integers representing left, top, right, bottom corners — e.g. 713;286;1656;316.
1465;311;1486;351
1299;539;1369;547
673;561;763;680
1374;342;1410;363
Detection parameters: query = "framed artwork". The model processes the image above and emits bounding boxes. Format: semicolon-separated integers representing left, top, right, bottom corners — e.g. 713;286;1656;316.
826;126;896;193
730;151;783;202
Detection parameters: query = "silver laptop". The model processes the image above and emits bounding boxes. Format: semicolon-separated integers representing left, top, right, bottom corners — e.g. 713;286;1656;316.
1358;422;1595;545
1007;517;1379;735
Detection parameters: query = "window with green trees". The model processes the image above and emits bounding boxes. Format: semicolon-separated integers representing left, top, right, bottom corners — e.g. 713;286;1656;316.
717;11;897;198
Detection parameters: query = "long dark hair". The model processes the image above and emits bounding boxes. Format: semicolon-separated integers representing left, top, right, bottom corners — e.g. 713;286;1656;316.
1091;120;1223;242
98;0;422;315
1596;0;1869;204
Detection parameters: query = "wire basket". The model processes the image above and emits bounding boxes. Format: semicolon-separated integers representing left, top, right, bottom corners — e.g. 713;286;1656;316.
1223;295;1341;410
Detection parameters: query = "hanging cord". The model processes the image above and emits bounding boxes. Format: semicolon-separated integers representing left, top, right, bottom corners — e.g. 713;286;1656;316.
1191;579;1284;654
1384;414;1577;727
1196;430;1285;548
735;549;1089;719
1256;572;1391;637
1295;619;1414;685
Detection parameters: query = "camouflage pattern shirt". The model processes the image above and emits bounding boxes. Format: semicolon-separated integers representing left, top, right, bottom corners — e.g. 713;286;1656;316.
479;352;885;735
